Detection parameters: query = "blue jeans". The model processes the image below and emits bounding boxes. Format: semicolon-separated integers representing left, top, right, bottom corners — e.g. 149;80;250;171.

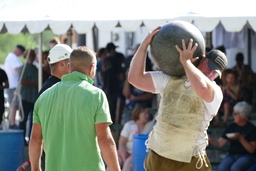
248;163;256;171
217;154;256;171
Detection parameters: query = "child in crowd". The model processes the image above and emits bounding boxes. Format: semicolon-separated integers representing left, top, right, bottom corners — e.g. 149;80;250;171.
213;69;242;127
107;104;154;171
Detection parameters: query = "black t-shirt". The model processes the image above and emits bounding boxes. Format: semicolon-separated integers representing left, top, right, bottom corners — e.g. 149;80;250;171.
221;122;256;155
0;69;8;102
38;76;61;97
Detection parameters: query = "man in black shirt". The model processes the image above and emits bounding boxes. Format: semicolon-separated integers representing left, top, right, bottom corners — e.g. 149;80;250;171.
38;44;72;96
37;44;72;170
17;44;72;171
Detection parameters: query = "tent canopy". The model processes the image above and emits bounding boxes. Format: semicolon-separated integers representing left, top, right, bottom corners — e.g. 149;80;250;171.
1;0;256;35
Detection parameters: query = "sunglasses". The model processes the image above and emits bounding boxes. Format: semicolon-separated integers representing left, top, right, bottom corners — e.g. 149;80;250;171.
233;112;240;115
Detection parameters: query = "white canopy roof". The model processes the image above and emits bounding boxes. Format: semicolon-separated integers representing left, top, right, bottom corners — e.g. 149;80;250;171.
1;0;256;34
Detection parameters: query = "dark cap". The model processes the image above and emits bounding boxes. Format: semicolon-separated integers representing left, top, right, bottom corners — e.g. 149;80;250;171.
205;49;228;78
106;42;118;51
16;45;25;53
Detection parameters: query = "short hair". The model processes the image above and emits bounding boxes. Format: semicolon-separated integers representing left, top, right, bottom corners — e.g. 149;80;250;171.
131;104;147;121
234;101;252;118
97;48;106;58
70;46;96;72
23;49;35;59
17;45;25;53
221;69;238;85
49;62;58;69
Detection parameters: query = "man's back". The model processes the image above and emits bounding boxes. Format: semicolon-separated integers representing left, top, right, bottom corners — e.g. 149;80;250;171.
33;72;111;170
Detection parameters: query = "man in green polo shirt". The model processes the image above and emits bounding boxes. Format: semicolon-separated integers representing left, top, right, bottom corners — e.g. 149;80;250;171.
29;46;121;171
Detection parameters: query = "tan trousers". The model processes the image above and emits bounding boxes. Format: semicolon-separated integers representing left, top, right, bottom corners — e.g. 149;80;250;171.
144;150;212;171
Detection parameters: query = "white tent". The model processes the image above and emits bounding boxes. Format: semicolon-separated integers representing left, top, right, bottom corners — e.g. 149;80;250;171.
1;0;256;34
1;0;256;88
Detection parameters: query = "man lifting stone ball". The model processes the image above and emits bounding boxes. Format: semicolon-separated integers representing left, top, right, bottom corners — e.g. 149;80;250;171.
128;22;228;171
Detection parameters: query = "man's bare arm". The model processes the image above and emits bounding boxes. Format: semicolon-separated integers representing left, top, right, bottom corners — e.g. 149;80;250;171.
128;26;161;93
176;39;215;102
96;123;121;171
29;123;43;171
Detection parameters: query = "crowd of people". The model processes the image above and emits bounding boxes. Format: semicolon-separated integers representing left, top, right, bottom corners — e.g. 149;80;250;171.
205;46;256;170
210;49;256;127
0;28;255;171
2;37;59;141
96;42;155;125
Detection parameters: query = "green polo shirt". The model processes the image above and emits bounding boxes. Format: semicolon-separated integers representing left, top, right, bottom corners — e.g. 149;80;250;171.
33;71;112;171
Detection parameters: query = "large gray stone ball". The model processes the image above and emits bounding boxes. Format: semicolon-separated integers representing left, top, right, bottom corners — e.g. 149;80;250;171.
150;20;205;76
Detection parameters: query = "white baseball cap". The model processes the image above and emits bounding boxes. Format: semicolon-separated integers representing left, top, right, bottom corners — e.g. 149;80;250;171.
47;44;73;64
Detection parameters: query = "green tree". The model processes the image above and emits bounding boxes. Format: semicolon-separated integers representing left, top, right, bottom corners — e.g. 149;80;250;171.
0;30;57;64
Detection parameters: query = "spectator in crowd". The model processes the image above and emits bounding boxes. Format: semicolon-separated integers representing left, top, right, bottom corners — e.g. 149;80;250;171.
19;49;38;144
17;44;72;171
4;45;25;129
101;42;125;124
213;69;242;127
32;48;51;83
95;47;106;88
209;101;256;171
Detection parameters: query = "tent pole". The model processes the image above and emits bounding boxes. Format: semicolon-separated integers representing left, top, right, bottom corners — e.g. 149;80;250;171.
248;28;251;67
67;28;72;47
38;33;42;91
205;32;213;48
92;26;98;52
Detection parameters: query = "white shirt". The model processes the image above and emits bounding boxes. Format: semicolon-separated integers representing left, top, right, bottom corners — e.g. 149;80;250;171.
121;120;154;154
4;53;22;88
